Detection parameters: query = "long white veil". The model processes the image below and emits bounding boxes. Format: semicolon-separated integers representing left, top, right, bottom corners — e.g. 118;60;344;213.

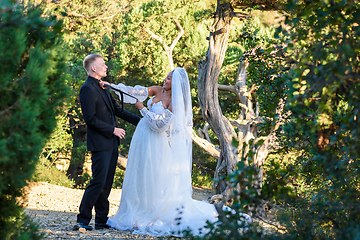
170;67;193;201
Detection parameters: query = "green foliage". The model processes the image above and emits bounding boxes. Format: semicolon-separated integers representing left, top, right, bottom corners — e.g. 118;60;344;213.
186;145;287;240
107;0;212;119
187;0;360;239
237;17;289;137
0;1;69;238
216;15;288;135
4;213;44;240
277;0;360;238
240;19;286;112
191;144;218;188
41;0;123;184
40;0;214;183
41;114;72;165
191;164;214;189
112;168;126;189
31;160;75;188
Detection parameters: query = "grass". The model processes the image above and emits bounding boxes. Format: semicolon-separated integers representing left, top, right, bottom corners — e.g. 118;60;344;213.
31;159;75;188
191;163;214;189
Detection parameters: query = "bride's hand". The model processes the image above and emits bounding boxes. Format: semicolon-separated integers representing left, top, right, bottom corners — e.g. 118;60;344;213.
135;100;144;110
99;80;110;89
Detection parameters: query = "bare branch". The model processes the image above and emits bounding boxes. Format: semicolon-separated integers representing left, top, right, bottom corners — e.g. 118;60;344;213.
145;18;184;70
230;12;249;19
230;117;264;128
192;130;220;159
238;102;249;112
253;136;268;145
169;18;184;50
67;10;86;18
254;214;287;232
145;27;169;50
90;12;118;20
253;98;287;166
197;123;212;143
12;75;26;85
218;84;237;93
62;3;120;21
0;100;19;119
248;84;259;96
236;61;248;87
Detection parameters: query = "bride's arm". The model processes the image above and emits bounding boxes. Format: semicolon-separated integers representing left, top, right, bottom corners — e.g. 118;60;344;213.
100;81;162;103
141;108;174;132
147;86;162;97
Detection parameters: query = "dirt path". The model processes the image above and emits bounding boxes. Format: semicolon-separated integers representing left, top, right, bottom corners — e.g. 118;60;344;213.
24;182;213;239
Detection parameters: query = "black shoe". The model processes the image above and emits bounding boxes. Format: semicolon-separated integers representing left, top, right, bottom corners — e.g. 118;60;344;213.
95;223;111;230
73;222;93;231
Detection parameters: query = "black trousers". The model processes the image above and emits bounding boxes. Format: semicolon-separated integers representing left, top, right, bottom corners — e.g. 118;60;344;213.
77;141;118;225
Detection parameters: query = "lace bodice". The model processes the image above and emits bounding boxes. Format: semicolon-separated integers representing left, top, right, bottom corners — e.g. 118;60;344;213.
140;98;174;133
147;98;165;114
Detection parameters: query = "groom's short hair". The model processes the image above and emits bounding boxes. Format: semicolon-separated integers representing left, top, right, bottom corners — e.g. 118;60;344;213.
83;54;103;74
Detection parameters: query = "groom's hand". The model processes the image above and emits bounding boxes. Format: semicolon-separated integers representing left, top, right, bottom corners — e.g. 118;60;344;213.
113;127;126;139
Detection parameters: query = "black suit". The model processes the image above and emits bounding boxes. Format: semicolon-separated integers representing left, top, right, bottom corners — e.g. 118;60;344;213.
77;76;140;225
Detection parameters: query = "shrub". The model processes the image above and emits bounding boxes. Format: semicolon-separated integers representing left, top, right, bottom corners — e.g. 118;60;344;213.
192;164;214;189
0;1;69;238
31;160;75;188
112;168;126;189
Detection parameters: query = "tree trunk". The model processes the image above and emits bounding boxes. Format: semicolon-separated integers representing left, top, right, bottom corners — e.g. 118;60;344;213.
197;1;236;195
67;112;87;186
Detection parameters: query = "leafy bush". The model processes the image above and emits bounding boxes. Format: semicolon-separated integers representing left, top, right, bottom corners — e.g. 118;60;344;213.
185;148;276;240
31;160;75;188
0;1;69;238
188;0;360;239
192;164;214;189
112;168;126;189
276;0;360;238
5;213;45;240
41;114;72;165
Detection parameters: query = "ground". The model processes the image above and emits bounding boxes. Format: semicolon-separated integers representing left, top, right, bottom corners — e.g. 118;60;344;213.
23;182;213;239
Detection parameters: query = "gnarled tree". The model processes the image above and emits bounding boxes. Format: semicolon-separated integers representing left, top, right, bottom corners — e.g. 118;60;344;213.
142;0;286;200
196;0;283;197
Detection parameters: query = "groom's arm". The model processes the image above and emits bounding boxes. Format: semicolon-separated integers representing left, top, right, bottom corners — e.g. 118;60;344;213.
118;109;141;126
111;95;140;126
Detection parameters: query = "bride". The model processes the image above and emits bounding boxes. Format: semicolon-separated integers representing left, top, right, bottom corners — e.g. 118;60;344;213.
101;67;250;236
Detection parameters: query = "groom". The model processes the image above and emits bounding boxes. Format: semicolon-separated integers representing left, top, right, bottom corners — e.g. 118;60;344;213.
73;54;140;231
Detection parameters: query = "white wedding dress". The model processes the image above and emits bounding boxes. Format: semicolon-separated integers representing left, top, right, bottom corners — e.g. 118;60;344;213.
106;68;250;237
107;97;218;236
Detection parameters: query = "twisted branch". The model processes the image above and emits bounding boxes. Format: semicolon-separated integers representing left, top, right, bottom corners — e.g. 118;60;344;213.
145;18;184;70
